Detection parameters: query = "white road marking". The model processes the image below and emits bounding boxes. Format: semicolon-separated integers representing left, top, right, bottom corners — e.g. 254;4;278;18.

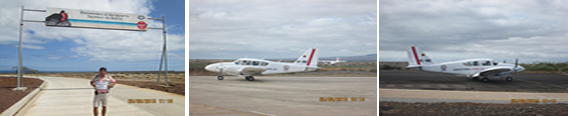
251;111;277;116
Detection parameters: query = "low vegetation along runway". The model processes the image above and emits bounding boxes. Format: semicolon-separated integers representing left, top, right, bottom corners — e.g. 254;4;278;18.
188;76;377;116
380;70;568;92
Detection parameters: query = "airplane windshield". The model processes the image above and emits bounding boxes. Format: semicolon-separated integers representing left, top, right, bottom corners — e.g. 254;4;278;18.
234;60;241;65
260;62;269;66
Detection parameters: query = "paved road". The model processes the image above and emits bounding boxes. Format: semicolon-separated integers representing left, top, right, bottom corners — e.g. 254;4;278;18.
188;76;377;116
379;70;568;92
16;76;184;116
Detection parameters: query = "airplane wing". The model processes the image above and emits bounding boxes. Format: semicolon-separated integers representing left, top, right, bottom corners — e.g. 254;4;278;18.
472;67;512;77
239;67;267;76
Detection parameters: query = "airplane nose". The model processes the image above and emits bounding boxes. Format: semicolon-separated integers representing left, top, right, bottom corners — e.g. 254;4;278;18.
205;64;218;72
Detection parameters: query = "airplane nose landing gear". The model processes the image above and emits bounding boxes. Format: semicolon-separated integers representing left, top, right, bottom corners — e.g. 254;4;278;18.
218;69;224;80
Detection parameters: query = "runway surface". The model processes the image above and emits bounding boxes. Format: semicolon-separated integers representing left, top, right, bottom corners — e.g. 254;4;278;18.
380;70;568;92
188;76;377;116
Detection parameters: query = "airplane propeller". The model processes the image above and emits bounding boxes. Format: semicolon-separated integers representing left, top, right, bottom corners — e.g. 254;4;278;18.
515;59;518;68
514;58;519;72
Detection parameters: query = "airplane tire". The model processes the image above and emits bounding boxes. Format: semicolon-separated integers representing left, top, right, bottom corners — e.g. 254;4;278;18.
217;76;224;80
506;77;513;82
246;76;255;81
482;78;489;83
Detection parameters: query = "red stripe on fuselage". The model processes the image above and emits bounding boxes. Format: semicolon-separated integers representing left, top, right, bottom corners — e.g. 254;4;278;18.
411;46;421;65
306;48;316;66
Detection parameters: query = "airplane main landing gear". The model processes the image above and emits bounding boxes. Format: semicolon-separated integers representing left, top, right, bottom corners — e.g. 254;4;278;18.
245;76;255;81
506;77;513;82
218;76;224;80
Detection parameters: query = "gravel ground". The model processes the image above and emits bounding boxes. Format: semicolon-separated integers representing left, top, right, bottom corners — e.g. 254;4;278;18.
0;77;43;113
380;101;568;116
117;79;184;95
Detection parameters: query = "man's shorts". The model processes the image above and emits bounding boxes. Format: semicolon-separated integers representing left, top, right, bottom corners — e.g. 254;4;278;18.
93;93;110;107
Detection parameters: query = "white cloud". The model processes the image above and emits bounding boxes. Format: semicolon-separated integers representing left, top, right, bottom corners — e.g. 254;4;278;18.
380;0;568;63
22;44;45;50
0;0;184;62
188;0;377;59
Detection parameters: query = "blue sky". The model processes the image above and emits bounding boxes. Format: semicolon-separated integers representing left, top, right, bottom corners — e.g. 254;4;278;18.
0;0;185;72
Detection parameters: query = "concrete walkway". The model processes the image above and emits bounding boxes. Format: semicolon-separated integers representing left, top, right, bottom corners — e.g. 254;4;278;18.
380;88;568;104
16;76;184;116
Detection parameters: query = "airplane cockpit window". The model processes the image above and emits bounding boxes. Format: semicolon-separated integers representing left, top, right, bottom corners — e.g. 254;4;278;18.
252;61;260;66
243;60;250;65
260;62;269;66
482;61;491;66
463;62;472;66
473;61;479;66
302;60;307;63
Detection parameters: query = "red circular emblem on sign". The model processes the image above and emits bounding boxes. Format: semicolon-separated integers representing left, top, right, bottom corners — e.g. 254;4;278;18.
137;21;147;30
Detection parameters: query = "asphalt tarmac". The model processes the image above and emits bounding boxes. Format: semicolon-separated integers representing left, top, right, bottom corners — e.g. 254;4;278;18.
379;70;568;92
188;76;377;116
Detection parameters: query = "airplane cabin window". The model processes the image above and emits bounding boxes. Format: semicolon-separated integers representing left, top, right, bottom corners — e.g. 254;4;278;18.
243;60;250;65
493;61;498;65
473;61;478;66
302;60;307;63
252;61;260;66
482;61;491;66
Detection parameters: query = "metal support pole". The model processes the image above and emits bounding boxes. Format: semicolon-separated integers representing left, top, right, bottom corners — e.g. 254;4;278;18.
16;6;24;90
153;17;168;86
162;16;169;87
14;7;45;91
156;51;164;84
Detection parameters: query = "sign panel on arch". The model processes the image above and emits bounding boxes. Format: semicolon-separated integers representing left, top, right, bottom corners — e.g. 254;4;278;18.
45;7;148;31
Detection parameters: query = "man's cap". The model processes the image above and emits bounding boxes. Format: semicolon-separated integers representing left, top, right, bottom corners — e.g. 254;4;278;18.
99;67;107;72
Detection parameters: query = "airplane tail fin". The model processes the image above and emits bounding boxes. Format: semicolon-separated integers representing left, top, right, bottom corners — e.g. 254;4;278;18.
295;47;319;67
407;45;435;67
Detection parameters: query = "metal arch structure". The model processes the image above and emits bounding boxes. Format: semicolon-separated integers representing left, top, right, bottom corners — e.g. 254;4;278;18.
15;6;170;91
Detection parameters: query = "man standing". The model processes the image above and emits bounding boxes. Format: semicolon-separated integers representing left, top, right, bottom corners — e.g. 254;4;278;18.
90;67;116;116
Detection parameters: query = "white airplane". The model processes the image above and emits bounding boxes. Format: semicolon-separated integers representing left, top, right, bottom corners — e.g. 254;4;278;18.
321;57;346;64
406;45;525;82
204;48;320;81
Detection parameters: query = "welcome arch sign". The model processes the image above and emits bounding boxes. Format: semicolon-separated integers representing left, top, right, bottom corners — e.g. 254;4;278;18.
15;6;170;91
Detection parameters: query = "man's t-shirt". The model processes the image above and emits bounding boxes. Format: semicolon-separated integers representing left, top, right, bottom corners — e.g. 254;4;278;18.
90;75;116;93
